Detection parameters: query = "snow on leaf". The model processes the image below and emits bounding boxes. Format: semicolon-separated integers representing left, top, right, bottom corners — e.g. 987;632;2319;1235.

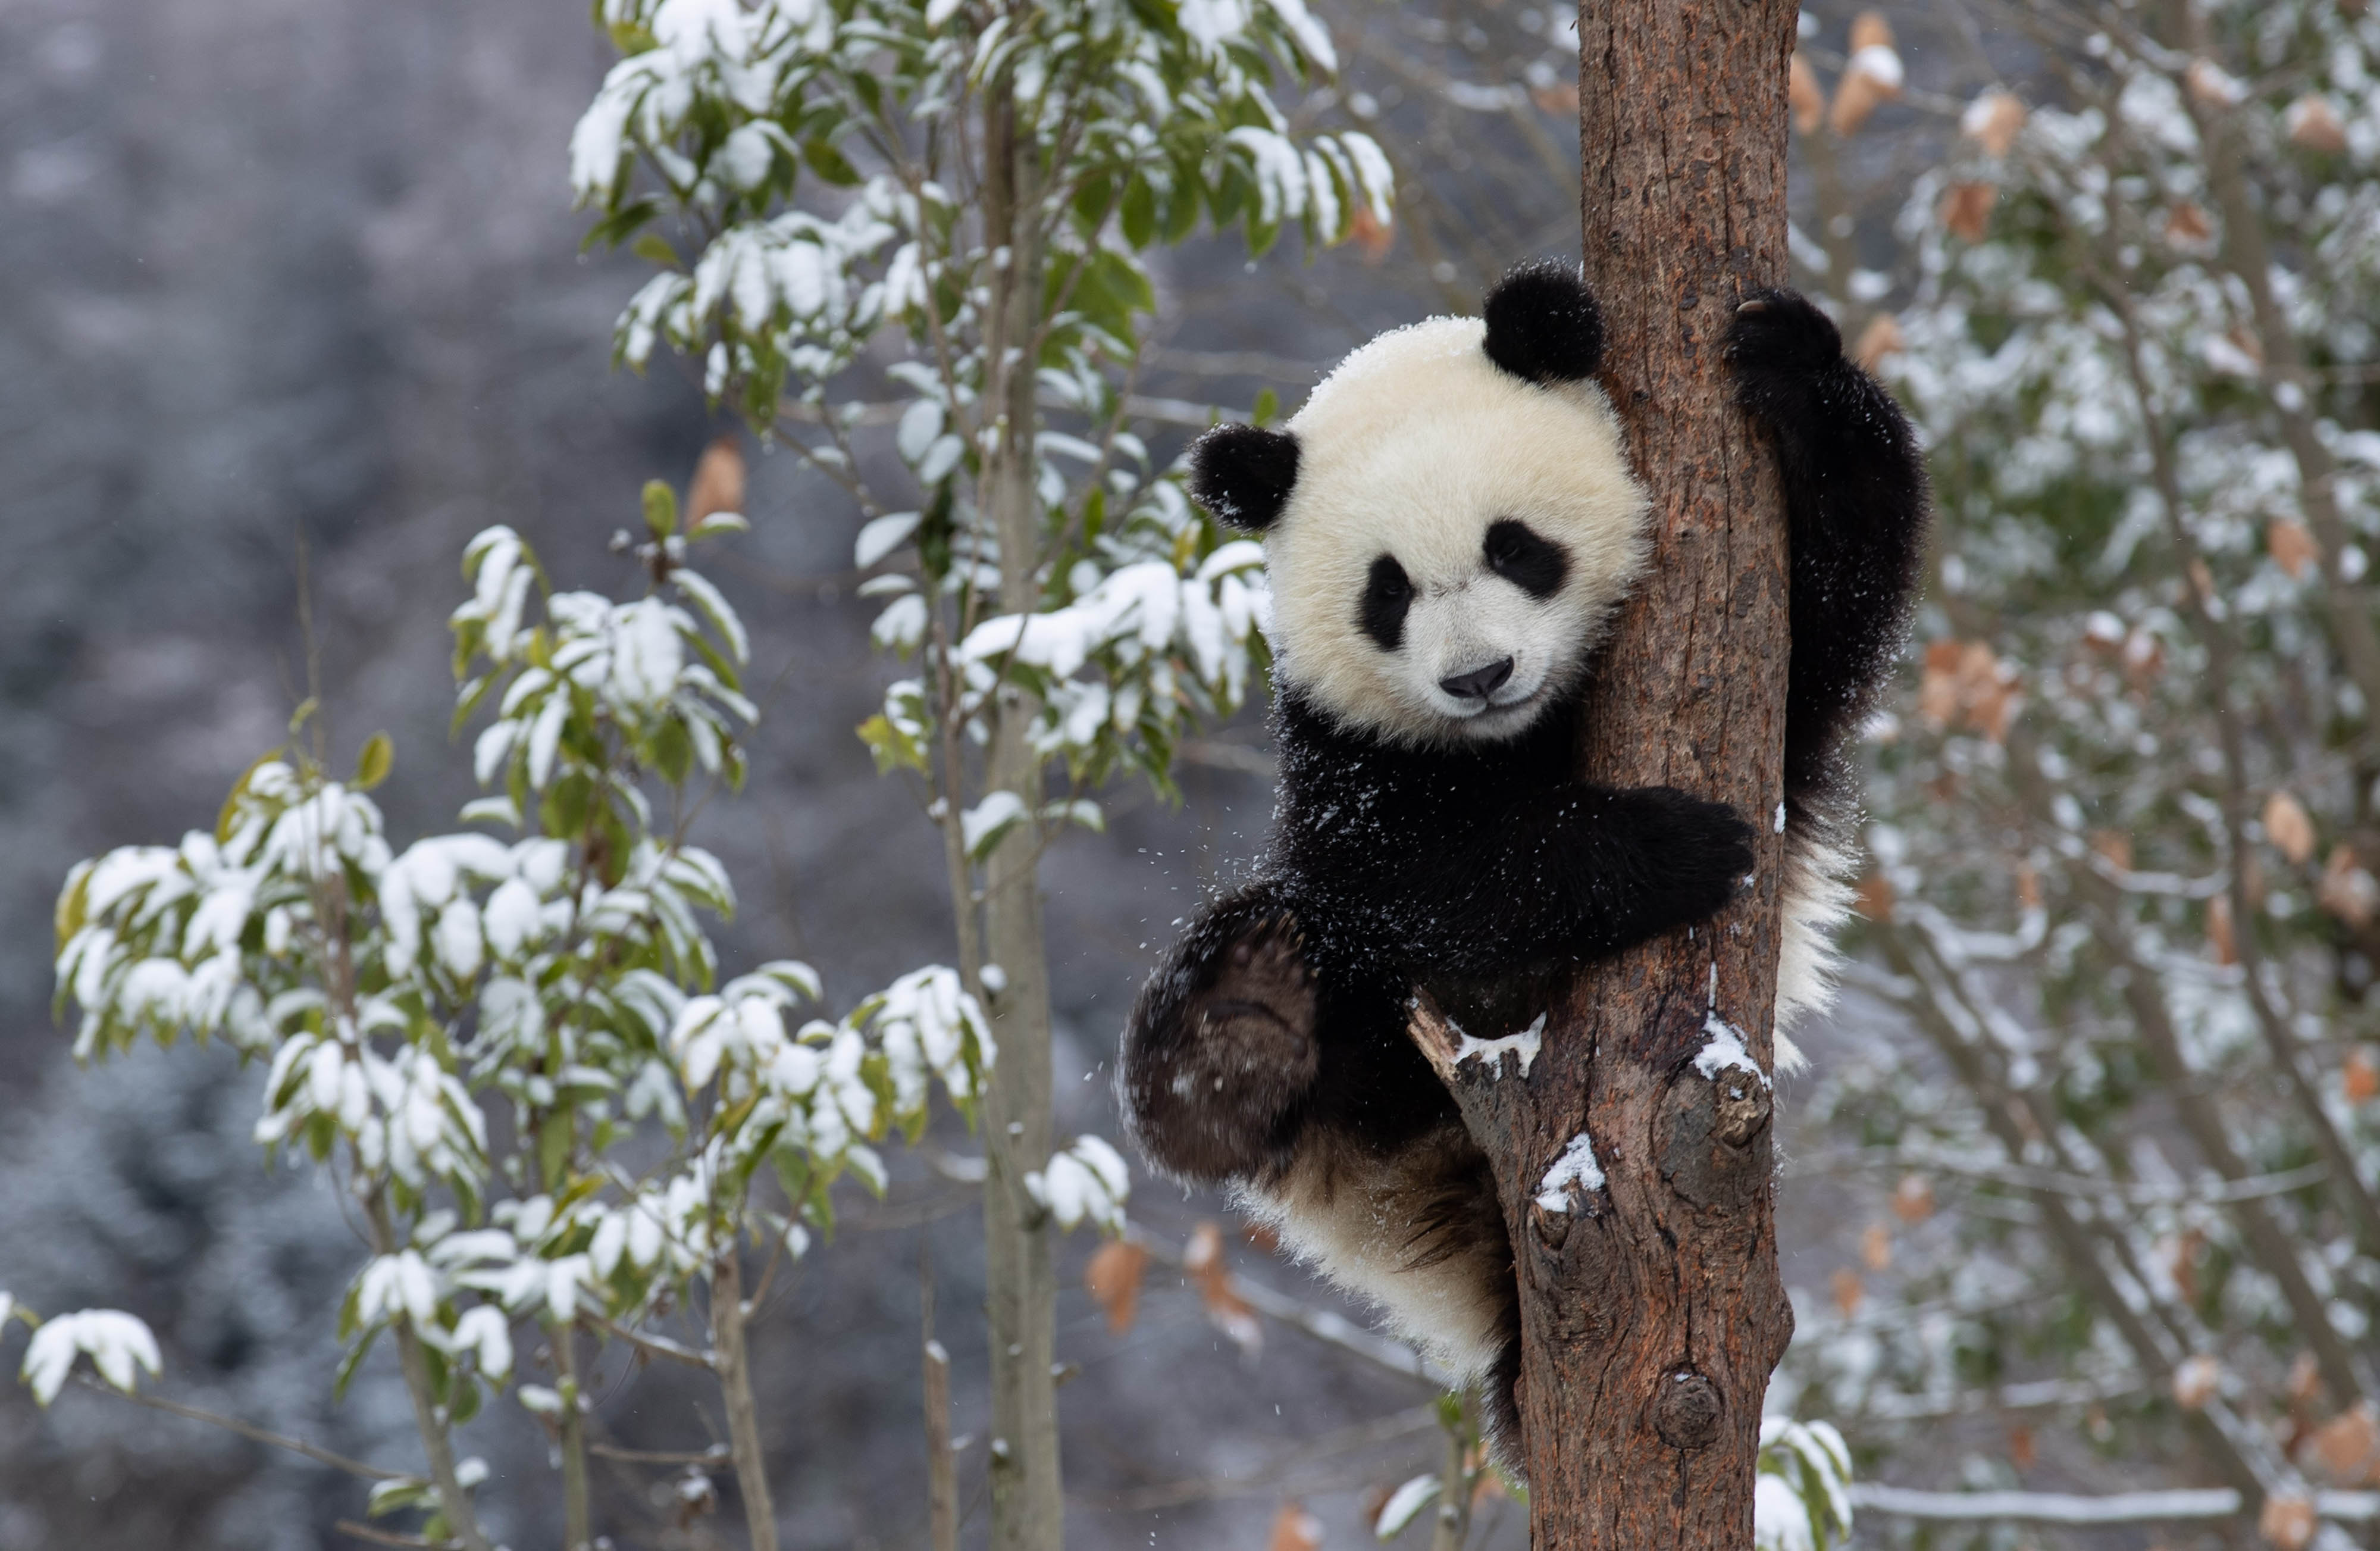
20;1310;163;1406
855;511;922;569
962;791;1032;861
1374;1472;1442;1539
1026;1135;1131;1234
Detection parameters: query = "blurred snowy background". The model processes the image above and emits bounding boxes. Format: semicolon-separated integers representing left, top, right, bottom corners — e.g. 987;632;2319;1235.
8;0;2380;1548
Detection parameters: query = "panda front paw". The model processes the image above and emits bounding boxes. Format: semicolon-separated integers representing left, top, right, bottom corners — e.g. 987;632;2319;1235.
1607;786;1757;934
1726;289;1855;430
1123;914;1320;1182
1726;289;1844;376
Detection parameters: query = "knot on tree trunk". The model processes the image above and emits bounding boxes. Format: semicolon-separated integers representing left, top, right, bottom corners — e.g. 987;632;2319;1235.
1658;1060;1774;1212
1651;1369;1726;1452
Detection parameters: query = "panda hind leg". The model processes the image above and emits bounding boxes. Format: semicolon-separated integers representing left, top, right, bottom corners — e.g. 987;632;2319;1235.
1475;1292;1528;1480
1119;890;1321;1184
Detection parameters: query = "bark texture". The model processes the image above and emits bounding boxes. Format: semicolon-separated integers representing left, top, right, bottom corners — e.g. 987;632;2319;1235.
1412;5;1800;1543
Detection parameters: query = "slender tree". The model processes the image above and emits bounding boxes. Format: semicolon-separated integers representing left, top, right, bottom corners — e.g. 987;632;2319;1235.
1407;2;1801;1543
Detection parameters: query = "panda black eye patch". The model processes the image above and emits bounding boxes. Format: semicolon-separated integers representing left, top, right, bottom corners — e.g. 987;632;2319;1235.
1484;518;1567;598
1359;556;1413;652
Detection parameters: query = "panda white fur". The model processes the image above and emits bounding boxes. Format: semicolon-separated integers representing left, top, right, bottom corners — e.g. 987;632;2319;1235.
1119;264;1925;1465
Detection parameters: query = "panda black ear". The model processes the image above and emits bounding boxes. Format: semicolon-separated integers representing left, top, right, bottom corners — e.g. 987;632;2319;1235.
1482;262;1606;385
1186;423;1301;531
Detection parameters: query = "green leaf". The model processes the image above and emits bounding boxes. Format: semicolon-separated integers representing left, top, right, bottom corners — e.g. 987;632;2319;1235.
1120;174;1157;248
538;1111;574;1190
1251;387;1279;428
642;479;679;540
686;628;744;695
1072;172;1116;227
354;731;394;792
54;864;90;957
543;771;594;840
801;137;861;186
580;195;660;253
1094;249;1157;314
631;232;681;270
650;717;693;786
332;1328;382;1402
367;1477;434;1519
215;748;283;844
1160;177;1201;245
858;713;928;776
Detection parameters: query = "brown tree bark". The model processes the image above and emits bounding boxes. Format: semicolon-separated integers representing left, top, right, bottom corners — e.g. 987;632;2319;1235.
1410;4;1800;1544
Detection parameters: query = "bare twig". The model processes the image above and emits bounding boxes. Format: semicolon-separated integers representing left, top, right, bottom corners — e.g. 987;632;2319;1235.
73;1374;409;1483
591;1315;716;1372
588;1441;732;1466
1852;1485;2380;1526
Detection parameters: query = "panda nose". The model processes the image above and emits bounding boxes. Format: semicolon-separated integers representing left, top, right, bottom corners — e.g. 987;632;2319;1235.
1439;657;1514;701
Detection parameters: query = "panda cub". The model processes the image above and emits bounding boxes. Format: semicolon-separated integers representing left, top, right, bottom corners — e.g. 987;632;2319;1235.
1119;264;1925;1459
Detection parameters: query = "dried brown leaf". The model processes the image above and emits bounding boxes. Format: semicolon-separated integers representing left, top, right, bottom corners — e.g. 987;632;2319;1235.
2320;844;2380;927
2345;1048;2378;1105
2312;1404;2380;1483
1940;180;1998;242
1831;1267;1865;1318
1892;1173;1934;1224
2172;1353;2221;1411
1829;65;1898;135
2165;201;2214;246
1085;1239;1149;1335
1861;1221;1893;1271
1918;639;1965;728
1853;312;1906;370
1789;54;1825;135
1961;90;2027;157
2287;94;2350;153
2185;57;2246;110
1853;873;1895;922
687;434;746;527
1849;11;1895;49
2269;518;2319;580
2206;893;2237;965
2259;1494;2318;1550
1184;1221;1261;1355
2264;790;2316;865
1267;1502;1324;1551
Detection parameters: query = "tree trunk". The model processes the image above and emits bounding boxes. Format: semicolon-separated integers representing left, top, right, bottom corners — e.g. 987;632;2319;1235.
711;1249;779;1551
1413;4;1800;1543
978;76;1067;1551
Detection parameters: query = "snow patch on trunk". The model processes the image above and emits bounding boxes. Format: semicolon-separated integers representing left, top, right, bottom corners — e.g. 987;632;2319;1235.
1535;1130;1604;1211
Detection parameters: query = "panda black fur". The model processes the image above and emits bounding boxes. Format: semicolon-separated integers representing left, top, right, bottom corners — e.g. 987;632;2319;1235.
1118;264;1926;1466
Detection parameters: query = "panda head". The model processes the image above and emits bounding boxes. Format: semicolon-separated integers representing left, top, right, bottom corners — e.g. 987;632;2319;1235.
1188;264;1651;750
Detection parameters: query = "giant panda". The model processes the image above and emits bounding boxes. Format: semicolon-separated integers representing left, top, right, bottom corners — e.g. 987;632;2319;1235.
1117;263;1925;1464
